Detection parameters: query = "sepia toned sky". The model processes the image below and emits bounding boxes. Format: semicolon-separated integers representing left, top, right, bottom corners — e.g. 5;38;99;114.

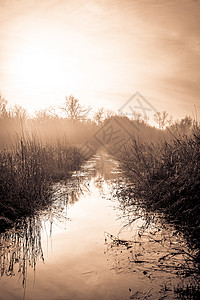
0;0;200;119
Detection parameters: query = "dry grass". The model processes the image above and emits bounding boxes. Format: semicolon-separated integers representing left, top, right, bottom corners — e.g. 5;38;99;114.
0;138;87;229
116;125;200;254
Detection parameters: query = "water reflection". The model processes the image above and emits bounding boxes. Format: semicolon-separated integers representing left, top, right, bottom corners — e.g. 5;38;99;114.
0;173;87;288
0;154;199;299
0;216;43;287
0;154;118;290
107;179;200;297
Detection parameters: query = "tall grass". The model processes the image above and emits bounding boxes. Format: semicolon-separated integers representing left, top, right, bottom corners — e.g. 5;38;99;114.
116;125;200;253
0;138;87;229
0;116;99;150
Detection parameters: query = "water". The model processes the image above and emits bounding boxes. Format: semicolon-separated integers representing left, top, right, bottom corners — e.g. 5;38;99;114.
0;154;198;300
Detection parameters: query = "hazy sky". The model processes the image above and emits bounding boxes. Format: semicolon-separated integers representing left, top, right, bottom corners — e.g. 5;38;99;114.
0;0;200;119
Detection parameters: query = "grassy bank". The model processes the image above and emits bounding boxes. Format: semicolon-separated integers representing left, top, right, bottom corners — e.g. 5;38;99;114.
116;126;200;255
0;138;86;229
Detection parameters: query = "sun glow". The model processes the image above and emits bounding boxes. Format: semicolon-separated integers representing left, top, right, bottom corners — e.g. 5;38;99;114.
5;25;95;112
10;36;88;93
13;45;63;89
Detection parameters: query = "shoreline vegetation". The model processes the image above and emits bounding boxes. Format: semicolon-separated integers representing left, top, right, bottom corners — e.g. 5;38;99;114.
0;138;87;230
0;94;99;230
113;124;200;298
114;126;200;261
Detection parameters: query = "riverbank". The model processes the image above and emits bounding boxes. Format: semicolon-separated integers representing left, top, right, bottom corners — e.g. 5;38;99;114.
0;138;87;230
115;126;200;261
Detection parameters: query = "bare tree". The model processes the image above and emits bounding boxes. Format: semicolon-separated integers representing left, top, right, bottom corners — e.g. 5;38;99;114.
170;115;193;135
105;109;116;119
154;111;173;129
35;106;59;121
131;111;142;121
0;93;9;118
61;95;90;121
94;107;105;124
11;104;27;120
179;115;193;130
34;108;52;121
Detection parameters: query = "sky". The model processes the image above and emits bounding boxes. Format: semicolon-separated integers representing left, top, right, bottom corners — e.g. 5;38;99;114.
0;0;200;120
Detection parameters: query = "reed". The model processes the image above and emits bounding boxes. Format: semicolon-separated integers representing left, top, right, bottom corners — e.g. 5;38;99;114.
116;125;200;253
0;138;87;229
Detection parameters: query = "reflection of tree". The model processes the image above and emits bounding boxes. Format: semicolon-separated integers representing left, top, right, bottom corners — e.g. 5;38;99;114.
90;154;120;181
65;176;88;205
94;175;104;194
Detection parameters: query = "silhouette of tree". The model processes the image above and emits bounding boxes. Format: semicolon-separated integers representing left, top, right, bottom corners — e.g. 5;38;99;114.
0;93;9;118
170;115;193;135
61;95;90;121
179;115;193;130
154;111;173;129
34;108;51;121
11;104;27;120
94;107;105;124
35;106;59;121
104;109;116;119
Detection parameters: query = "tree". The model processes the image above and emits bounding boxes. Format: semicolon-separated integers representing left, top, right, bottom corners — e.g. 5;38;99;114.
93;107;105;124
104;109;116;119
35;108;51;121
179;115;193;130
131;111;142;121
154;111;173;129
35;106;59;121
61;95;90;121
11;104;27;120
170;115;193;135
0;93;9;118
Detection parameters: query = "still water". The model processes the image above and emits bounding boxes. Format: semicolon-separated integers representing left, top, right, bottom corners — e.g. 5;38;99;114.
0;154;198;300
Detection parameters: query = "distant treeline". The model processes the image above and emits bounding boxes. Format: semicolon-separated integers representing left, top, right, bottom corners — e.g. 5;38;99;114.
0;93;196;150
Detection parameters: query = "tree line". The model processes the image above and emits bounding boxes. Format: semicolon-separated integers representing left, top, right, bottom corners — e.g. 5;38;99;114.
0;93;195;133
